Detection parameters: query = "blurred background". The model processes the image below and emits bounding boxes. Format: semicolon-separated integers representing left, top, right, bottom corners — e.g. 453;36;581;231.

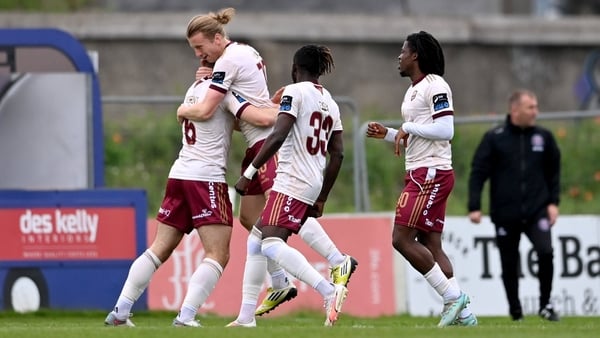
1;0;599;215
1;0;600;318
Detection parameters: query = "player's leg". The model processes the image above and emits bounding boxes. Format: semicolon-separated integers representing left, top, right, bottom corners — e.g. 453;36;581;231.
259;192;349;326
172;180;233;327
392;168;466;327
525;217;558;321
420;232;477;326
174;224;232;327
229;226;269;325
495;222;524;320
299;217;358;286
238;194;264;231
105;178;188;327
261;226;347;326
241;159;297;316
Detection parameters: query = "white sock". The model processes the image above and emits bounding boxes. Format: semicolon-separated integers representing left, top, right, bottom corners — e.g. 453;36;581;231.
114;249;161;319
450;277;472;318
237;228;267;323
261;237;331;297
177;258;223;322
424;263;460;301
268;267;289;289
299;217;345;266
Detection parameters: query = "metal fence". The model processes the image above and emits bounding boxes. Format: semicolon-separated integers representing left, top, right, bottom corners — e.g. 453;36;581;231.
103;96;600;212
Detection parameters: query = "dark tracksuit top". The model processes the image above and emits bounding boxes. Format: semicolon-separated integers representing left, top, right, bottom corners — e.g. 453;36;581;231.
468;115;561;226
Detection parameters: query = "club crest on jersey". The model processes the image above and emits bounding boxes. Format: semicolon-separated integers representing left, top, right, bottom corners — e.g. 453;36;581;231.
410;90;418;101
319;101;329;112
280;95;293;111
531;133;545;152
432;93;449;111
186;96;196;104
231;91;247;103
211;71;225;84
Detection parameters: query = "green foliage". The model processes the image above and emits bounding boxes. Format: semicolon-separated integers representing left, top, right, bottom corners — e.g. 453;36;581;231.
104;113;182;216
364;118;600;215
103;113;600;216
1;310;599;338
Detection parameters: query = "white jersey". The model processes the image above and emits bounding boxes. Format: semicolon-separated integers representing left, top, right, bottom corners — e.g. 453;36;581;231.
210;42;272;147
402;74;453;170
168;79;235;182
272;82;343;205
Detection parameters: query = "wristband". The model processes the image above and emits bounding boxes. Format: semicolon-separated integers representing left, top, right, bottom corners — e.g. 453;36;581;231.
243;163;258;180
384;128;398;143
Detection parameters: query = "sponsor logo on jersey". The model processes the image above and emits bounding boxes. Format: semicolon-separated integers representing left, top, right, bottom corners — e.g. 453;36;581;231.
432;93;449;111
280;95;293;111
211;71;225;84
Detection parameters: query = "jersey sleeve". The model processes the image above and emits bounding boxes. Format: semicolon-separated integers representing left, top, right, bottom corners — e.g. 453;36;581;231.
223;90;250;118
427;80;454;119
331;101;343;132
210;56;238;94
279;85;301;119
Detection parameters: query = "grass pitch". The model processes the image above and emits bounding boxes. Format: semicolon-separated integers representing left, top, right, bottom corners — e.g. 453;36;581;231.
1;310;598;338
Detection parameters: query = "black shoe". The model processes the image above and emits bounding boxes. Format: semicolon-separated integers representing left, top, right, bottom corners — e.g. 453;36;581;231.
511;309;523;321
539;305;560;321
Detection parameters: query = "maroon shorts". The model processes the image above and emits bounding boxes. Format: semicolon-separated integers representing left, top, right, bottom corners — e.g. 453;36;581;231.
394;167;454;233
156;179;233;233
241;139;278;195
260;190;309;234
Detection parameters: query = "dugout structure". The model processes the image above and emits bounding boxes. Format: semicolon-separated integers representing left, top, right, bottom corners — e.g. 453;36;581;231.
0;28;147;312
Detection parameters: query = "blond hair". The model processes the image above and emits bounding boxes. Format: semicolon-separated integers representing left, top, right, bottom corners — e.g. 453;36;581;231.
186;7;235;40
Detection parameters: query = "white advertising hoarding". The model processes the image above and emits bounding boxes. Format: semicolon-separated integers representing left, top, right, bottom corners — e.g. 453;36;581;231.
405;215;600;316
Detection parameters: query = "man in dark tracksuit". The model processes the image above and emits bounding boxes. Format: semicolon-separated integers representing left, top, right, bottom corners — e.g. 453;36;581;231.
467;89;561;321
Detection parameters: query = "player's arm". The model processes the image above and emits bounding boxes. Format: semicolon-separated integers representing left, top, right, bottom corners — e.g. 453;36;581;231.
309;131;344;218
251;113;294;168
177;88;225;122
224;90;278;127
319;131;344;203
366;122;406;144
238;105;278;127
401;115;454;141
235;113;294;195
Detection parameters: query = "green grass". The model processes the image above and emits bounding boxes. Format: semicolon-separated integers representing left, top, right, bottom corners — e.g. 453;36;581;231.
1;310;598;338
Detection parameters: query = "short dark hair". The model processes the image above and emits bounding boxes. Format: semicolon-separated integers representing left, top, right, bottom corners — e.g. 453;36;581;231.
293;45;335;77
405;31;445;76
509;89;536;109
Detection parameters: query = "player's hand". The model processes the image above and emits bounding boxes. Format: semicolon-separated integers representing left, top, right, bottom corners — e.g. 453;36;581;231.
176;104;187;124
468;211;482;224
366;122;387;139
271;86;285;104
394;130;408;156
547;204;559;226
195;66;213;80
307;200;325;218
234;176;250;196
